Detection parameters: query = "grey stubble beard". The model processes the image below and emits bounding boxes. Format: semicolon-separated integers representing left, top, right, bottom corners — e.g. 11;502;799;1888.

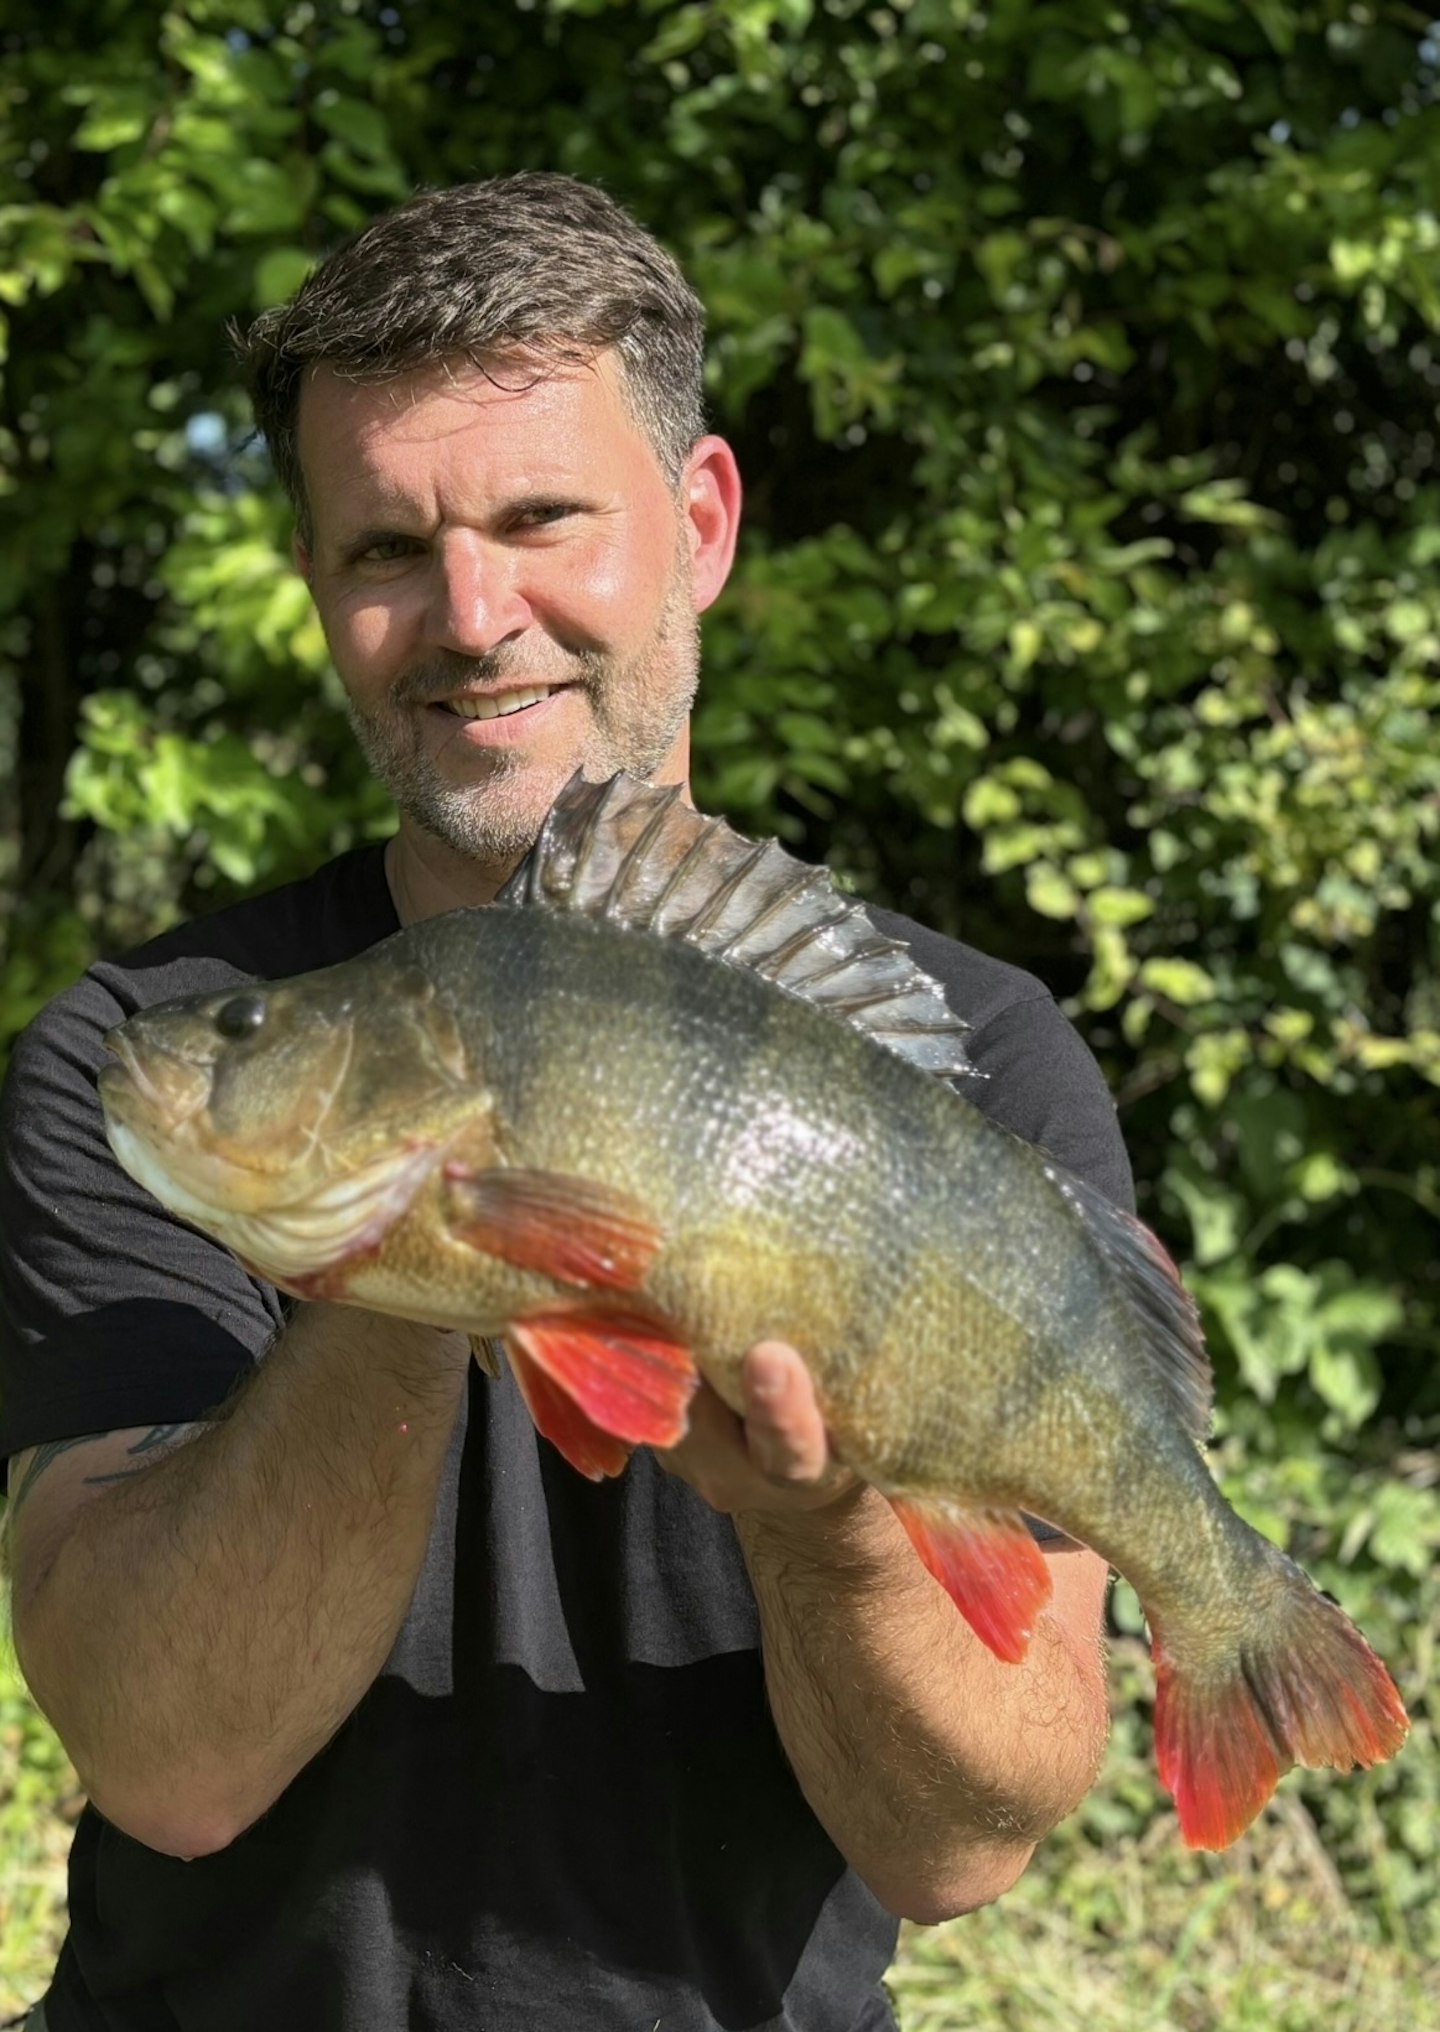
344;550;701;873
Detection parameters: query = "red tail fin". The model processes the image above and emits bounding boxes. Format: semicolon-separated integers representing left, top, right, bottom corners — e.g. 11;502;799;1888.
1153;1574;1409;1850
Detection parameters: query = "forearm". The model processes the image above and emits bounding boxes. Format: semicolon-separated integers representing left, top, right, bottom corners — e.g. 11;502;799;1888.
13;1302;471;1856
735;1488;1108;1922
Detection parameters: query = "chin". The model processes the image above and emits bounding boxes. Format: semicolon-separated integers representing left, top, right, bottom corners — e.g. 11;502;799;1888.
408;768;571;867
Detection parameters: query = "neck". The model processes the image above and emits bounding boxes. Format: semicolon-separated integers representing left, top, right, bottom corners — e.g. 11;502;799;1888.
384;825;516;927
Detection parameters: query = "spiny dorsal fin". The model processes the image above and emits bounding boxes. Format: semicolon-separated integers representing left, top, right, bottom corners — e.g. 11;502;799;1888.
498;772;977;1081
1045;1164;1213;1442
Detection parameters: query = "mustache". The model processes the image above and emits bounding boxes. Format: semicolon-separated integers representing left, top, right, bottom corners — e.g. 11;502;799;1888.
392;649;605;709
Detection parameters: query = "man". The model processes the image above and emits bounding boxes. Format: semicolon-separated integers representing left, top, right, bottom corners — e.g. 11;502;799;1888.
1;174;1126;2031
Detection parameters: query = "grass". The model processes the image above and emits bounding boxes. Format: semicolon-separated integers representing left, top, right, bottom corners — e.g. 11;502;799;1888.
3;1640;1434;2029
890;1801;1436;2032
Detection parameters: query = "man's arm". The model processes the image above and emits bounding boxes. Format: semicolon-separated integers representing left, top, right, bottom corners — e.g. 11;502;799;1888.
662;1343;1110;1923
6;1301;472;1859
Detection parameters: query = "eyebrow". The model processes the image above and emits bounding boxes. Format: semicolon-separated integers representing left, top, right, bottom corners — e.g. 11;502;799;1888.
332;492;597;551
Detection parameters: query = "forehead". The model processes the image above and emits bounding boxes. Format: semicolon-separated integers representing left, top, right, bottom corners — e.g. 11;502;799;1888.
295;352;657;509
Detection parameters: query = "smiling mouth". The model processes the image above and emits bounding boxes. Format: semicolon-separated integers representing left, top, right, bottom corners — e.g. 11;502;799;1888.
438;685;562;722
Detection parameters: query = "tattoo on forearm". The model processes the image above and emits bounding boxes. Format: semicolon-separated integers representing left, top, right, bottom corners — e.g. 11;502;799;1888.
81;1424;198;1487
6;1423;200;1520
7;1432;109;1517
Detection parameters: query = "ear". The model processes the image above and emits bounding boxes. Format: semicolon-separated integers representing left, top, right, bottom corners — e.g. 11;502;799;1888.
680;436;742;616
292;531;313;584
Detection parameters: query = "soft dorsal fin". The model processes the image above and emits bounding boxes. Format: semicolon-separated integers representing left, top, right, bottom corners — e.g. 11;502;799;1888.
1045;1164;1213;1442
498;772;977;1081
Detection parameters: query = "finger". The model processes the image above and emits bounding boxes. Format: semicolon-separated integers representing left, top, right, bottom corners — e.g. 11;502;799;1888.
653;1380;744;1479
743;1341;830;1484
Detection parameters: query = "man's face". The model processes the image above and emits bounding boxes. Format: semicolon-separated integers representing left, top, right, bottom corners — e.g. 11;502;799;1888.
296;352;720;873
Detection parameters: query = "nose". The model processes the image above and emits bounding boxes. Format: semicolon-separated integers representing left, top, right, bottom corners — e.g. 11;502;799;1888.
426;530;532;656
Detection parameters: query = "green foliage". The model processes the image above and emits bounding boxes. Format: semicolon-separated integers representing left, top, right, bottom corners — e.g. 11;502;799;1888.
1;0;1436;1971
0;1632;78;2019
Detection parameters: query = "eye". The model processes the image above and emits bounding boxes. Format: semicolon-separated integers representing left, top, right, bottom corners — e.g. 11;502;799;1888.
512;501;576;530
362;536;421;561
343;533;423;567
215;992;268;1039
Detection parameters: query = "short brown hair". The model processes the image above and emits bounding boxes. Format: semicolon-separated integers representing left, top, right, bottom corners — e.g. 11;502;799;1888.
236;173;707;536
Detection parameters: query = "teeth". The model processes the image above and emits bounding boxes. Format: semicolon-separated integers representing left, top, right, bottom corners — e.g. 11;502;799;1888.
446;686;555;721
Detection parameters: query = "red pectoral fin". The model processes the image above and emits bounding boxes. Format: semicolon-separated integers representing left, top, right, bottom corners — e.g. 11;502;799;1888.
506;1338;635;1481
507;1310;699;1451
889;1497;1053;1664
443;1166;664;1291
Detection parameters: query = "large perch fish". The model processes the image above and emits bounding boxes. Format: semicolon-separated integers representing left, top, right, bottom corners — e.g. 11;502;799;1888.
98;774;1407;1850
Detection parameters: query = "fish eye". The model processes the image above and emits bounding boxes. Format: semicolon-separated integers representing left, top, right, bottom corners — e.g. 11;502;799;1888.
215;992;268;1040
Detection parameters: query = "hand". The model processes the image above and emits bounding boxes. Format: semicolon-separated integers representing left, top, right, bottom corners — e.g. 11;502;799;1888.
656;1340;859;1518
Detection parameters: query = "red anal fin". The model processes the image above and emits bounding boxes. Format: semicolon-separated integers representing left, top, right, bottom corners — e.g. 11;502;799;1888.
890;1497;1053;1664
507;1309;699;1451
506;1337;634;1481
443;1166;663;1291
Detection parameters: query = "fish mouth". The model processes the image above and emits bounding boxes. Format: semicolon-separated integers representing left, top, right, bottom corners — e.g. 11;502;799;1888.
97;1049;310;1222
101;1030;210;1128
100;1031;448;1282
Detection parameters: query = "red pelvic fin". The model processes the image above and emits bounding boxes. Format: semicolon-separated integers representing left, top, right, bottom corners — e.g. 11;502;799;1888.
889;1497;1053;1664
505;1337;634;1481
443;1165;664;1291
1153;1577;1410;1851
506;1309;699;1452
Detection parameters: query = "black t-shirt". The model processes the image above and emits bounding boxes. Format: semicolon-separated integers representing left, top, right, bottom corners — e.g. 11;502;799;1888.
0;846;1134;2032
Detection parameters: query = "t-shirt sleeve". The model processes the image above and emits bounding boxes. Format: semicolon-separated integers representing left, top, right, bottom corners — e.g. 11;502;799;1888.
963;993;1135;1214
0;976;285;1470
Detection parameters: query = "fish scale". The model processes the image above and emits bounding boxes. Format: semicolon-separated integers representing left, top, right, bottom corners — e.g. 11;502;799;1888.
98;771;1409;1850
443;911;918;1379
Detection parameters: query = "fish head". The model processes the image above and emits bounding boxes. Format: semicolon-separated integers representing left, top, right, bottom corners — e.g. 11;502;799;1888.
99;953;494;1287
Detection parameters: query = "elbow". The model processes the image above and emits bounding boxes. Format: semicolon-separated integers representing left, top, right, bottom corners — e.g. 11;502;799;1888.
16;1625;281;1860
866;1837;1037;1925
15;1664;253;1860
83;1772;261;1860
926;1838;1037;1921
888;1753;1104;1923
860;1746;1103;1924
